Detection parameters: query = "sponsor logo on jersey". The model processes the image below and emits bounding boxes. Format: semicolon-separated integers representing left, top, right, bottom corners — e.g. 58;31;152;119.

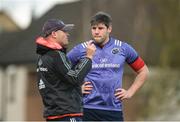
100;58;108;63
37;67;48;72
92;63;120;68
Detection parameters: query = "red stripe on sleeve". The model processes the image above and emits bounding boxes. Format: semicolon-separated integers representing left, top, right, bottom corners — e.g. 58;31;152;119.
129;57;145;72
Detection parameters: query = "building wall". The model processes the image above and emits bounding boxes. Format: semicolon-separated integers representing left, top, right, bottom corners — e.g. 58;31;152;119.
0;68;3;120
0;65;28;121
0;65;44;121
26;71;44;121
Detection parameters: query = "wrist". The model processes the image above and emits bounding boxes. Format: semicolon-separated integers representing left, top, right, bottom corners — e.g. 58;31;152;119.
86;55;93;59
127;89;134;98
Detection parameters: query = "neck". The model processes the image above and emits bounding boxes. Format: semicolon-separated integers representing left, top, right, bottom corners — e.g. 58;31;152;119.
46;36;57;43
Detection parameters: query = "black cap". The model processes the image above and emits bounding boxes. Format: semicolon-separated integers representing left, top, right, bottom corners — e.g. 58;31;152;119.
42;19;74;37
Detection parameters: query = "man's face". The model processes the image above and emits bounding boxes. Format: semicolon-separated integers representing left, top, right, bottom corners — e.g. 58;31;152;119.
91;23;112;45
55;30;69;48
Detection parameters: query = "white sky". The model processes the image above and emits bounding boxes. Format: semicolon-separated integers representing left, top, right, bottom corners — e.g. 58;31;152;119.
0;0;79;29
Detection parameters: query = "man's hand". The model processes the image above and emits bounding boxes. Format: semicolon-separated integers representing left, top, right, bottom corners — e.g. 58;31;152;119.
114;88;132;100
86;41;96;59
82;81;93;94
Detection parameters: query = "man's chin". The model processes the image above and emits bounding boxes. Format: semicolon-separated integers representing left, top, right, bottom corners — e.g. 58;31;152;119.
94;38;102;42
62;43;68;49
94;37;100;40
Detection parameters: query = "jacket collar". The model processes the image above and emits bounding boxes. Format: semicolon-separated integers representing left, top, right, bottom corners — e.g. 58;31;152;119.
36;36;62;50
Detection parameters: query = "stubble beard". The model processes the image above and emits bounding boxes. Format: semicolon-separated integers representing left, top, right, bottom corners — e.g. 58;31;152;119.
93;37;104;44
94;36;109;47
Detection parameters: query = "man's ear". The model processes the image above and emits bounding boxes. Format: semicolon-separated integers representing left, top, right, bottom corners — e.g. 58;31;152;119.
51;31;57;38
108;26;112;33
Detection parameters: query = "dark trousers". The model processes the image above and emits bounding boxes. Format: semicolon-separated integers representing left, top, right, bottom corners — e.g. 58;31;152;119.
83;108;124;121
46;116;82;122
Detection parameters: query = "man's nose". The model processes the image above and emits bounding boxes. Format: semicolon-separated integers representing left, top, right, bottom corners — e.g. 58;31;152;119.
95;29;99;34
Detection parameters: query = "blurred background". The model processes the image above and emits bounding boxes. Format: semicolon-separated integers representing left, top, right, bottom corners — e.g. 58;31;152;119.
0;0;180;121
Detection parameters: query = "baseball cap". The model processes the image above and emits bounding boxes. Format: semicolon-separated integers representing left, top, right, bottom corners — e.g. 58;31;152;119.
42;19;74;37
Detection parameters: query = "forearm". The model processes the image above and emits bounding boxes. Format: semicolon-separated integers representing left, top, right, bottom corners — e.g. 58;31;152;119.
55;51;92;85
127;65;149;97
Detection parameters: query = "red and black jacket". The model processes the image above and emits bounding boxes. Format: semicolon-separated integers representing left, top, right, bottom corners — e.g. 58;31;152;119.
36;37;92;119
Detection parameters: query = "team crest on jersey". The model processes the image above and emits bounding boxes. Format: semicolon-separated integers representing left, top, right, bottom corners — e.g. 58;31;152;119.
111;48;120;54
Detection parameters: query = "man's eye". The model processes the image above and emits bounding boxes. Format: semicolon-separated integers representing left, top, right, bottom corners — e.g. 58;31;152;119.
92;27;96;30
98;27;103;30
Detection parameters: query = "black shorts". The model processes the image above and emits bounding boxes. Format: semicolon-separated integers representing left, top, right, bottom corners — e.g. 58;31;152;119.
83;108;124;121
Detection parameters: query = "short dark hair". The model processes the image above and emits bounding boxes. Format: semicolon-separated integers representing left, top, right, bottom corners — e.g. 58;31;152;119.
90;11;112;28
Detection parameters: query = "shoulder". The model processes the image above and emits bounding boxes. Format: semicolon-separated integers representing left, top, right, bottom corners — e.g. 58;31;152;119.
111;38;136;54
110;37;125;48
79;40;91;49
69;41;89;51
120;41;135;51
46;50;59;56
70;40;91;53
110;37;135;48
44;50;66;60
40;51;57;64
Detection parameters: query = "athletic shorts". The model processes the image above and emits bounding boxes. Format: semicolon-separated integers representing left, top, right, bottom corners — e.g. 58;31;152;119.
83;108;124;121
